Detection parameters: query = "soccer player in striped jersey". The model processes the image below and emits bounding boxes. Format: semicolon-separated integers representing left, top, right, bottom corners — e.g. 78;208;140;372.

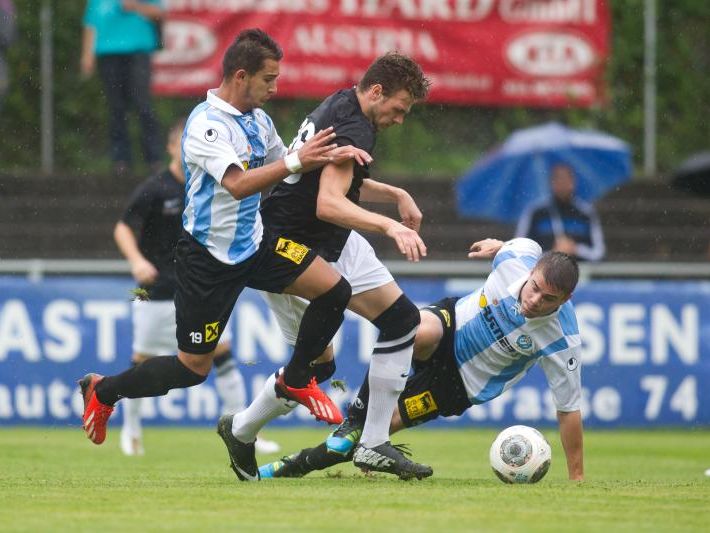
259;238;585;481
78;30;372;481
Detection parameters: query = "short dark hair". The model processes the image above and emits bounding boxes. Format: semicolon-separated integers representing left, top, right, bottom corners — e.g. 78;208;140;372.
534;251;579;295
222;28;283;79
358;52;431;101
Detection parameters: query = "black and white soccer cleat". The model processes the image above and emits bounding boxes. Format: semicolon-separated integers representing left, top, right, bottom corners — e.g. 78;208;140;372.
353;441;433;480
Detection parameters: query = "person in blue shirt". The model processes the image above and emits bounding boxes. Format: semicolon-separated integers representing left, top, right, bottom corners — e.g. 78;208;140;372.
81;0;164;175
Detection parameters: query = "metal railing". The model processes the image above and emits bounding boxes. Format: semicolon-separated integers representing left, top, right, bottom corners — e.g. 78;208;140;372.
1;259;708;281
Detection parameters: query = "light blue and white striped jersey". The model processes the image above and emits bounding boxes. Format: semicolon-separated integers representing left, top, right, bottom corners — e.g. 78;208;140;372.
454;238;582;411
182;90;288;265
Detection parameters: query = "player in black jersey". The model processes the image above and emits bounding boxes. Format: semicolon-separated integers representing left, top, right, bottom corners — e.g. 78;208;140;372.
113;118;280;456
232;53;434;480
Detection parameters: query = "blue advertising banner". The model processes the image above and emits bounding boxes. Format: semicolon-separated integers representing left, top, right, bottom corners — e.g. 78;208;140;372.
0;276;708;428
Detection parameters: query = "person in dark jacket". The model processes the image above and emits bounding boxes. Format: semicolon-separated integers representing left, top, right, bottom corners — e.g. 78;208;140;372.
515;164;605;261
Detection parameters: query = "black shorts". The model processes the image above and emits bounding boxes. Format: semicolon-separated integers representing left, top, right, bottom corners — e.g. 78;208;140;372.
397;297;472;428
174;229;317;354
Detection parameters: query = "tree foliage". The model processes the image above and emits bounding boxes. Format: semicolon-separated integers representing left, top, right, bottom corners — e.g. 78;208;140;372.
1;1;708;178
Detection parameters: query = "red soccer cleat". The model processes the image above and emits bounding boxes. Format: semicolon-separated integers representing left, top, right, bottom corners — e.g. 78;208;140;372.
276;374;343;425
78;373;114;445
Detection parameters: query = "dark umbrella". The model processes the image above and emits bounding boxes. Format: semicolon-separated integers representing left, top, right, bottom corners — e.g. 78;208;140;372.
671;151;710;197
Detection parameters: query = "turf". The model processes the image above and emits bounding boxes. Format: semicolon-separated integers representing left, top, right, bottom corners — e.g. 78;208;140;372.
1;427;708;532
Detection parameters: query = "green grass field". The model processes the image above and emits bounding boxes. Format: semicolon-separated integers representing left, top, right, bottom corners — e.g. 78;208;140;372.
1;427;709;532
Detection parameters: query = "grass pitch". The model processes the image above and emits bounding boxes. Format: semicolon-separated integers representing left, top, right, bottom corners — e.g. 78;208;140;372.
1;426;708;532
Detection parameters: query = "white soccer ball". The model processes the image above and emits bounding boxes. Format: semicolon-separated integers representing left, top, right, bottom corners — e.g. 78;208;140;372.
489;425;552;484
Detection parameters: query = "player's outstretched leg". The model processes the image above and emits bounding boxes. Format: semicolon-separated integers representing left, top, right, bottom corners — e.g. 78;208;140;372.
259;406;364;479
79;373;114;445
277;277;351;424
79;355;206;445
353;442;433;480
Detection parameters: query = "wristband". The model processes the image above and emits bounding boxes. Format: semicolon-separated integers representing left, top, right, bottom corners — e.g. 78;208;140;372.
284;152;302;173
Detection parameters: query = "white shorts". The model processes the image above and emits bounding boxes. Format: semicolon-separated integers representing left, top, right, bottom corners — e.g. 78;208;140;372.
262;231;394;345
131;299;233;356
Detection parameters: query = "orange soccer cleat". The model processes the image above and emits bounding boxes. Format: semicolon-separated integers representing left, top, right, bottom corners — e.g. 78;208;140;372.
276;374;343;425
78;373;114;445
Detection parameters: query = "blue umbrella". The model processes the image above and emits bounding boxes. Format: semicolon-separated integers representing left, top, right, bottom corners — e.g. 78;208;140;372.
456;122;632;222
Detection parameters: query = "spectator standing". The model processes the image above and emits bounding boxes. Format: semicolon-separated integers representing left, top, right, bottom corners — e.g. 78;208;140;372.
0;0;16;113
515;164;605;261
81;0;164;175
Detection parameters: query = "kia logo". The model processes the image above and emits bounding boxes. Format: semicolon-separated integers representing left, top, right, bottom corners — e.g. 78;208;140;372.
154;20;218;66
506;32;595;77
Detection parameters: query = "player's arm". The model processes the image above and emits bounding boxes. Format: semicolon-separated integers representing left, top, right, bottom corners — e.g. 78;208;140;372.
558;409;584;480
360;178;423;232
467;238;504;259
80;26;96;78
114;221;158;285
222;128;339;200
316;161;427;261
539;343;584;481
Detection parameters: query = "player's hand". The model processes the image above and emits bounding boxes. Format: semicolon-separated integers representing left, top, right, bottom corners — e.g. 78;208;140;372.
468;239;504;259
396;191;423;232
131;258;159;285
329;145;373;167
385;221;427;262
297;127;338;171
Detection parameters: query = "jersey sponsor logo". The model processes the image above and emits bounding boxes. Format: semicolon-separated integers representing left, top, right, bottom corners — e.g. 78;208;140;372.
481;305;516;355
204;128;218;142
567;357;579;371
205;321;220;343
404;391;438;420
516;334;533;351
275;237;310;265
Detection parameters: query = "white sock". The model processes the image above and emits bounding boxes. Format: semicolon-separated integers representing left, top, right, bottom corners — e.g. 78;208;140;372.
359;330;416;448
122;397;142;437
215;358;246;415
231;370;296;443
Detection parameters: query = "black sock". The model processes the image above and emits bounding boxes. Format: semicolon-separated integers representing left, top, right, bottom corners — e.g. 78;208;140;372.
299;442;351;474
95;355;206;405
283;277;351;388
347;371;369;423
311;359;336;384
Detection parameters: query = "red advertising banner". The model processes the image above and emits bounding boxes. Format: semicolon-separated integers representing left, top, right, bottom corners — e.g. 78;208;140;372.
153;0;610;108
